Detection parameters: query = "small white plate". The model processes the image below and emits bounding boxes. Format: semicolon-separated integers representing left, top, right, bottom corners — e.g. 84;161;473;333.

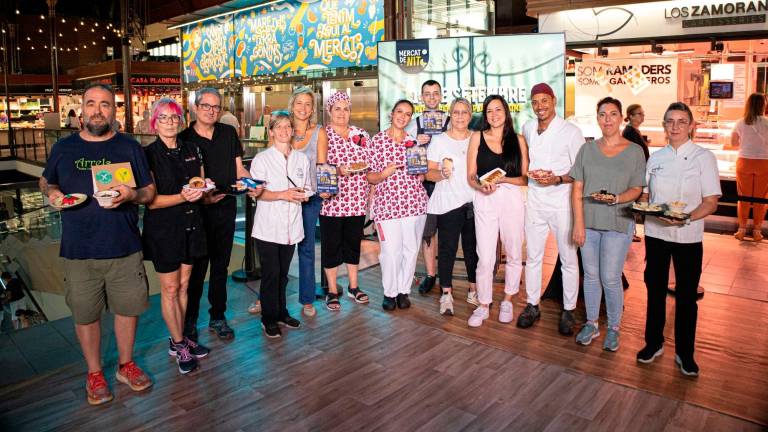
183;184;215;192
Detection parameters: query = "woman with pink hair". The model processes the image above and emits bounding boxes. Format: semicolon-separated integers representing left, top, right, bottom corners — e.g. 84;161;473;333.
142;97;212;375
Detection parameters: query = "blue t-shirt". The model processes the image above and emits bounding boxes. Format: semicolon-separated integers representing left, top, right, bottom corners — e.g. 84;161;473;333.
42;132;153;259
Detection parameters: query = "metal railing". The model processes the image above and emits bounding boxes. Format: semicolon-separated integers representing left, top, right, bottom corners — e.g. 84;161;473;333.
0;128;158;163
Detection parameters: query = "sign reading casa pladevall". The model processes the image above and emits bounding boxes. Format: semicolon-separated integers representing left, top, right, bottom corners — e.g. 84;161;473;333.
539;0;768;44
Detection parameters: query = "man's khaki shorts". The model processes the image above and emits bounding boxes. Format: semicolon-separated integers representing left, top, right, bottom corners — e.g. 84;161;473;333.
63;252;149;324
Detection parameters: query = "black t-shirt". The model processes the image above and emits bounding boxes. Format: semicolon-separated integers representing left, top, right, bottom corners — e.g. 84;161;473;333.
42;132;153;259
142;138;207;262
476;132;522;178
622;125;650;161
179;122;243;195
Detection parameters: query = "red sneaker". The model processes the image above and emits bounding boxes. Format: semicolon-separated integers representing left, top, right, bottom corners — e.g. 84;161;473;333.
115;361;153;391
86;371;113;406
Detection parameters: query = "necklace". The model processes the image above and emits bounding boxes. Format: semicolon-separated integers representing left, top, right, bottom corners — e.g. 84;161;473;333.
293;122;312;141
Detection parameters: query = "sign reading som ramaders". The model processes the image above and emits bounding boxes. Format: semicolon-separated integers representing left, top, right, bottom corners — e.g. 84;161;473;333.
539;0;768;43
574;57;677;125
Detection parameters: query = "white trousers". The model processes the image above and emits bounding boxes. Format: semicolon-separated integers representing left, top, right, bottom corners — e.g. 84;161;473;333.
474;185;525;305
524;207;579;310
377;215;427;297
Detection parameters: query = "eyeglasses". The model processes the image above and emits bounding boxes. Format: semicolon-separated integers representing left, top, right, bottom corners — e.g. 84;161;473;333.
664;119;690;128
156;114;181;124
197;103;222;113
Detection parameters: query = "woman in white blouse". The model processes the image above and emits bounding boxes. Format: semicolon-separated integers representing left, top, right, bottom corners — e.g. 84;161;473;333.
424;98;478;316
249;113;312;339
638;102;721;377
731;93;768;242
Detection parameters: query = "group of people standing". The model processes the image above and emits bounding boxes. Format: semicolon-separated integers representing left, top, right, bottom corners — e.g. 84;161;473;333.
41;79;723;407
250;80;721;379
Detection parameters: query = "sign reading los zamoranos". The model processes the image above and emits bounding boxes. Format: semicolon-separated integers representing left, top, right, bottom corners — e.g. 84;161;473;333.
539;0;768;43
664;0;767;18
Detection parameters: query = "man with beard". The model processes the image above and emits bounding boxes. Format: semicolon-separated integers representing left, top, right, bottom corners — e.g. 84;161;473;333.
180;88;251;341
518;83;584;335
40;84;156;405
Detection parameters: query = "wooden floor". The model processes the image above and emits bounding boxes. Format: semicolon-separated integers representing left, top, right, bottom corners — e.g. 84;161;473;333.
0;232;766;431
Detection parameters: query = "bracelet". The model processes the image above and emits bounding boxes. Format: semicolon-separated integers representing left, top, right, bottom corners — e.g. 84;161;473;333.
557;175;563;185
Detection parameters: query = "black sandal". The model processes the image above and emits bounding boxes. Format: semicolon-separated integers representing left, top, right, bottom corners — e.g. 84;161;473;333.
325;293;341;311
347;287;369;304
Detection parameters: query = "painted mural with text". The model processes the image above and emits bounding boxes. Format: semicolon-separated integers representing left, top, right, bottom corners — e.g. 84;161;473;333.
182;0;384;83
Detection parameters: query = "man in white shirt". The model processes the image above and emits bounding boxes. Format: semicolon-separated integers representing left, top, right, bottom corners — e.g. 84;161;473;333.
219;109;241;136
518;83;584;335
406;80;450;296
637;102;721;377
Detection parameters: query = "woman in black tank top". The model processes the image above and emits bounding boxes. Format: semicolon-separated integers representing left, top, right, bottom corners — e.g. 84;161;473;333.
465;95;529;328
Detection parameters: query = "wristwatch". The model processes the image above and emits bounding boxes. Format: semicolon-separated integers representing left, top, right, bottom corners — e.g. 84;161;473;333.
684;218;691;226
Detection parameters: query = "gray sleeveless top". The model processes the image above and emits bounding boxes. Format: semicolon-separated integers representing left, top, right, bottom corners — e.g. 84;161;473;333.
295;125;321;191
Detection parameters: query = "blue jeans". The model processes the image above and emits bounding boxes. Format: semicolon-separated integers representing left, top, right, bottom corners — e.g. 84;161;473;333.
580;225;633;328
298;195;322;305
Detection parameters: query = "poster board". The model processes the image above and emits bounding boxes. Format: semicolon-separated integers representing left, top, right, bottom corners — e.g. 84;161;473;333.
377;34;566;131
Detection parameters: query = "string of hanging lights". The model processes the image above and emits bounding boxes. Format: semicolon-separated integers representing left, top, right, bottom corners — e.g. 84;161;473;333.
7;11;125;54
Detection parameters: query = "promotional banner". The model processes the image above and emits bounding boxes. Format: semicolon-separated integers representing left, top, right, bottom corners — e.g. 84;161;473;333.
377;34;566;130
182;0;385;83
574;58;677;123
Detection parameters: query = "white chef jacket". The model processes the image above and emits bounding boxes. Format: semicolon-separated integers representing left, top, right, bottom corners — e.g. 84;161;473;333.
644;140;722;244
249;146;312;245
522;116;585;212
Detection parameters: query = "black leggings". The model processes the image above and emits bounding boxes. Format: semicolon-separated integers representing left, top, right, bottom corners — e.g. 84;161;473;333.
436;205;478;288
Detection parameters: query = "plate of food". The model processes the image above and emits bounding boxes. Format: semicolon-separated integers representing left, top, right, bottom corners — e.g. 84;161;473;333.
589;189;616;202
183;176;215;192
662;210;691;221
479;168;506;185
528;169;553;181
631;201;665;215
347;162;369;173
53;193;88;209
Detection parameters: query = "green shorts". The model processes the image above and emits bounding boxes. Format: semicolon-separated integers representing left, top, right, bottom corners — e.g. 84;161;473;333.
63;251;149;325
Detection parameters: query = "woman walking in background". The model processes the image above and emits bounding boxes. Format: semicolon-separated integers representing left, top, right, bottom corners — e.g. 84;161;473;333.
731;93;768;241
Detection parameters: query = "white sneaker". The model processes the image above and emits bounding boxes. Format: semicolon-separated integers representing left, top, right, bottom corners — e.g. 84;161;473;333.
468;306;489;327
439;293;454;316
466;290;480;306
498;301;514;323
